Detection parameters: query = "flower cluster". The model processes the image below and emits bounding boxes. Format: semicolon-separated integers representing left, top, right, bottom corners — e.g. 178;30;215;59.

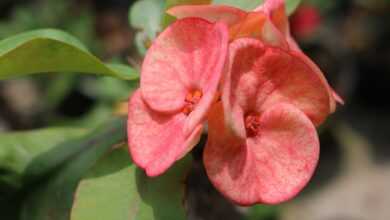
127;0;342;205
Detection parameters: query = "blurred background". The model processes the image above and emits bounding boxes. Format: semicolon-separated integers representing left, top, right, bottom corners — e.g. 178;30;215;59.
0;0;389;219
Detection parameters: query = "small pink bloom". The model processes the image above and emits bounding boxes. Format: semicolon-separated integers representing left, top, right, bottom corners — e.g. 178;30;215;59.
128;18;229;176
205;102;319;205
127;1;342;206
204;38;327;205
223;38;331;133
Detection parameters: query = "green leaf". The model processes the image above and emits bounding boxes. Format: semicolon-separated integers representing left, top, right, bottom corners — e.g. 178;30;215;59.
165;0;211;8
130;0;165;40
212;0;264;10
20;118;126;220
164;0;260;12
81;76;137;102
44;74;77;109
129;0;165;55
134;32;149;55
213;0;301;15
246;205;279;220
307;0;335;12
0;29;138;80
0;127;86;188
71;147;192;220
285;0;302;15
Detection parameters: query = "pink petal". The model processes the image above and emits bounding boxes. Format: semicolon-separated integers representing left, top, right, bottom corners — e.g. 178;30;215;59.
127;90;202;177
291;50;340;112
204;102;319;205
223;38;331;134
255;0;301;51
141;17;228;113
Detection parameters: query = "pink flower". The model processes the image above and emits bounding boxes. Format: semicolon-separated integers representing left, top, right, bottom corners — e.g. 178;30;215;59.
204;38;328;205
127;0;342;206
127;17;229;176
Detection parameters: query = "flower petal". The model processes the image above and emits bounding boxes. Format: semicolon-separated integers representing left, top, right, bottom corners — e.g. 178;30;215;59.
256;0;288;35
255;0;301;51
291;50;341;112
141;17;228;113
204;102;319;205
127;90;202;177
223;38;331;134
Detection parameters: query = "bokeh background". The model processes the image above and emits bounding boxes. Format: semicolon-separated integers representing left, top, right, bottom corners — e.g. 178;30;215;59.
0;0;389;219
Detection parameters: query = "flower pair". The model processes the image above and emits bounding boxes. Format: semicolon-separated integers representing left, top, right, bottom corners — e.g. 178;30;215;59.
128;0;341;205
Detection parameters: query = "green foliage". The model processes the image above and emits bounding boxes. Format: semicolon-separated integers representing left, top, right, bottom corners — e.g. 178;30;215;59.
0;0;111;118
165;0;211;7
307;0;337;12
214;0;301;14
82;77;138;103
0;128;86;188
0;29;138;80
285;0;302;15
44;74;78;109
130;0;165;40
129;0;165;54
20;118;126;220
162;0;301;27
246;205;280;220
0;116;191;220
71;147;192;220
212;0;264;10
0;0;100;56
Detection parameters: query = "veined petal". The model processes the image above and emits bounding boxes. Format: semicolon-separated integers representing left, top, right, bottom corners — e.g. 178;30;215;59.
257;45;332;124
223;38;331;132
291;50;342;112
204;103;319;205
141;17;228;113
127;90;202;177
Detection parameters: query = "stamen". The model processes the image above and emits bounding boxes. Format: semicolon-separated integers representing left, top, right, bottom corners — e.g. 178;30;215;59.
245;114;261;137
182;90;203;115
